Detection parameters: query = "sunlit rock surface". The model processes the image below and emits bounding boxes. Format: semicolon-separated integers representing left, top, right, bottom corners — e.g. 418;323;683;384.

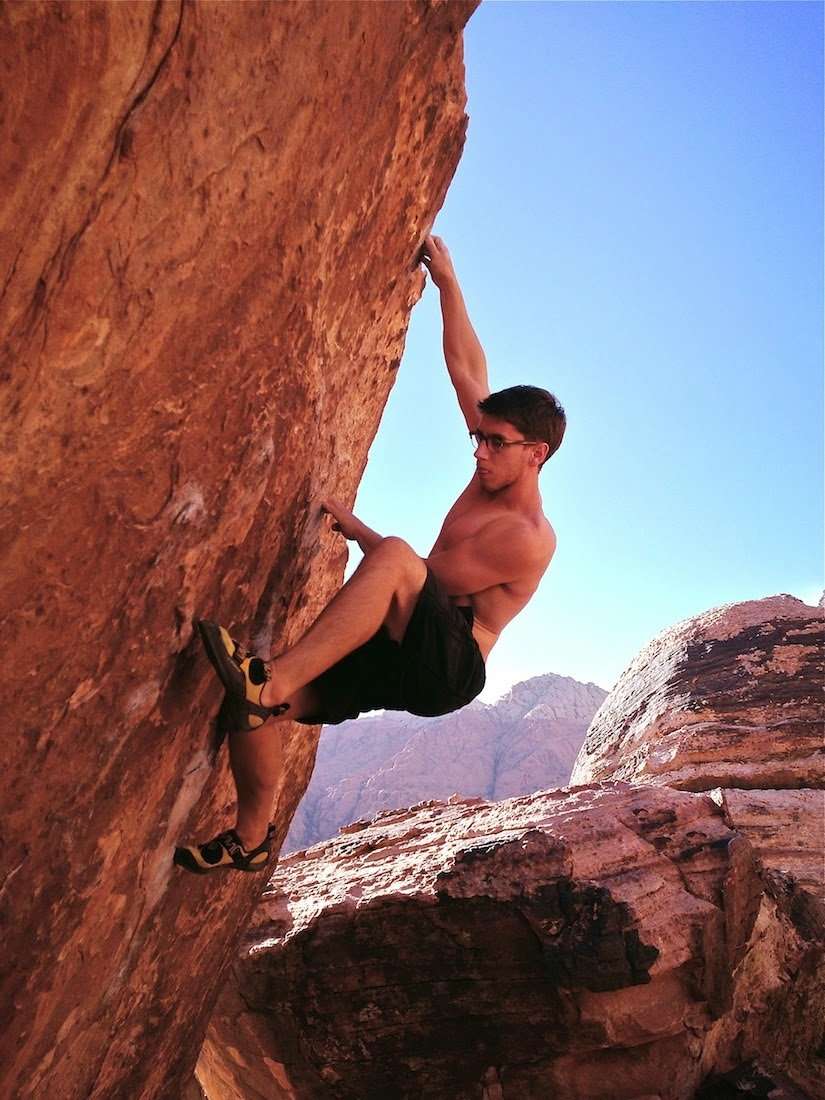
284;673;607;853
203;781;825;1099
699;788;825;1097
571;595;823;791
0;2;477;1096
201;784;735;1099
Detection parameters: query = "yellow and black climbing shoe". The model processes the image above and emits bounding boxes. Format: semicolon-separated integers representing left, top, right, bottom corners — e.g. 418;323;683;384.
196;620;289;731
173;824;277;875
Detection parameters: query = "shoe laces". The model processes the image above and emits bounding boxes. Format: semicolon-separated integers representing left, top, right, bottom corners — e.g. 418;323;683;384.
232;641;271;681
216;829;246;859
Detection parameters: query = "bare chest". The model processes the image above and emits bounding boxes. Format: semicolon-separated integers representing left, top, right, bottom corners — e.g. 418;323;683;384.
426;481;554;657
429;494;502;556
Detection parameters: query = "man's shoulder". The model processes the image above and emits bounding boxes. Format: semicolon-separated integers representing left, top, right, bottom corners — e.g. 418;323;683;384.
479;513;554;566
543;516;558;555
490;509;555;542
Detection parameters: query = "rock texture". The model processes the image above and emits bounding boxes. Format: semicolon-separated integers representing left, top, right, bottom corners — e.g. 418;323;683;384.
200;784;732;1099
284;673;607;852
199;783;825;1099
571;595;824;791
699;788;825;1096
0;2;477;1097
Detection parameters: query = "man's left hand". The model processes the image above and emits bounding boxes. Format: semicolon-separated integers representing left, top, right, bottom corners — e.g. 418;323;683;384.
321;498;362;541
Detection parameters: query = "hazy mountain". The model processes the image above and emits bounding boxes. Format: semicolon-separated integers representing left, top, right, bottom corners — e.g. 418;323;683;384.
283;672;608;853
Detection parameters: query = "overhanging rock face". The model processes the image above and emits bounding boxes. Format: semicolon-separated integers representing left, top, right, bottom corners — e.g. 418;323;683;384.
0;2;478;1097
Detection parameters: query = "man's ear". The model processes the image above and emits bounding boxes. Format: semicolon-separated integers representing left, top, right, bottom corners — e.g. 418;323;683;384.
532;442;550;468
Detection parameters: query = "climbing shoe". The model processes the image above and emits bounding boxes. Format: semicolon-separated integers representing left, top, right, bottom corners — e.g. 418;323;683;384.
215;691;278;736
173;824;277;875
196;619;289;730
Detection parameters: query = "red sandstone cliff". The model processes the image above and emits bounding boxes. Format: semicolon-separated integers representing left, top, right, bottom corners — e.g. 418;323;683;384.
0;2;479;1097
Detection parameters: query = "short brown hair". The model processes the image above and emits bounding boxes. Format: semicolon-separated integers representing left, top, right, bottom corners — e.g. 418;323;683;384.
478;385;566;468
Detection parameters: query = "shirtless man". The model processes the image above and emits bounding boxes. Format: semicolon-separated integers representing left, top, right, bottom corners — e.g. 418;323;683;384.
174;234;566;875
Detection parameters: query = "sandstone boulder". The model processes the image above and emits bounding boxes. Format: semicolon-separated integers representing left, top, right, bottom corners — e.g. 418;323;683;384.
699;788;825;1097
202;783;824;1098
200;783;741;1098
570;595;823;791
0;2;477;1097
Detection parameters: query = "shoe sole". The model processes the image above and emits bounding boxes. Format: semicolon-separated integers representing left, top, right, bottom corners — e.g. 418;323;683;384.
217;694;258;736
196;620;244;696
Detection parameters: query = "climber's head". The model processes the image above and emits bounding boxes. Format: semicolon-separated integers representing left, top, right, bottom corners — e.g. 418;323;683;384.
474;385;566;473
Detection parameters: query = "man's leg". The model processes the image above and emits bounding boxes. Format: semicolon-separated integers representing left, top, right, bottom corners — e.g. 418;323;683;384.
231;537;427;848
229;681;320;849
260;536;428;708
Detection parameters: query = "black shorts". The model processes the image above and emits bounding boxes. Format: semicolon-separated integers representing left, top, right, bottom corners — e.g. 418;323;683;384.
296;566;486;726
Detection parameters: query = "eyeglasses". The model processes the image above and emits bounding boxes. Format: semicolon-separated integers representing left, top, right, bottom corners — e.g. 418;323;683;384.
470;430;542;453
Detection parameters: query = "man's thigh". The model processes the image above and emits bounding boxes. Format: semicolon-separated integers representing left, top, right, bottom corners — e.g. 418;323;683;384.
295;628;402;725
382;547;428;644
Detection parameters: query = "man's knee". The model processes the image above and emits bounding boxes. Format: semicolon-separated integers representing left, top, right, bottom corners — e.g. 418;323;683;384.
376;536;425;577
377;535;414;556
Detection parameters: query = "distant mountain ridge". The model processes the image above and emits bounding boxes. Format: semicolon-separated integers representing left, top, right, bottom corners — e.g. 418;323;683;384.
283;672;608;853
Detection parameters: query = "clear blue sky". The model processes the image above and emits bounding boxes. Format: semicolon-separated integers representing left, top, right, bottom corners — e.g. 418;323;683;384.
348;0;823;703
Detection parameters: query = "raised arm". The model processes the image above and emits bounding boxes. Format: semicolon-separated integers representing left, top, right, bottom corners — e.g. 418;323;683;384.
420;234;490;432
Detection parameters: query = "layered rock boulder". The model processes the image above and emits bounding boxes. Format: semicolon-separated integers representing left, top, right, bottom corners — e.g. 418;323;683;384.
200;784;733;1099
200;782;825;1098
571;595;823;791
699;787;824;1095
0;2;478;1097
285;673;607;853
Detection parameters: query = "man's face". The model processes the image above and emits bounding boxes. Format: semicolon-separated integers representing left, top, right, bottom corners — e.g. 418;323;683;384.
473;413;541;490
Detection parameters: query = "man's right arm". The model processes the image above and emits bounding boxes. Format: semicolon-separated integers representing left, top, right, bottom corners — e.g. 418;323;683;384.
421;235;490;431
